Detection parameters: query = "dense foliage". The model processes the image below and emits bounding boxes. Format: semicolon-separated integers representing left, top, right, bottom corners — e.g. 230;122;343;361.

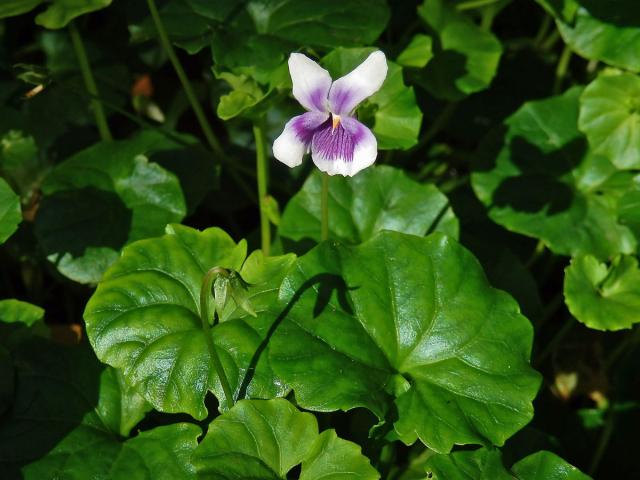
1;0;638;478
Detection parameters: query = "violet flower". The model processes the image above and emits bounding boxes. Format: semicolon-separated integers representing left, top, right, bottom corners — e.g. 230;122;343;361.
273;51;388;177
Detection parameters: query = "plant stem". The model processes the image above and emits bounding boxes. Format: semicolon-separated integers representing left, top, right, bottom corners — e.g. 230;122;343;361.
321;173;330;241
525;239;546;269
146;0;223;157
414;102;458;151
589;411;615;475
68;21;112;141
553;43;572;93
200;267;234;410
535;318;575;367
534;14;552;47
252;122;270;256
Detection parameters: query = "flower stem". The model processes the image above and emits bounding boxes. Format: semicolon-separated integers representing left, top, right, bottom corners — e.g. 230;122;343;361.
145;0;223;157
200;267;234;410
553;43;572;94
252;122;271;256
321;173;330;241
68;21;112;142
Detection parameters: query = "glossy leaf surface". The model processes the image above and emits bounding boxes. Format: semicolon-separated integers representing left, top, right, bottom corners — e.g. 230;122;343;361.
472;87;636;259
579;73;640;170
193;398;379;479
564;254;640;330
270;231;540;453
279;166;458;247
84;224;295;419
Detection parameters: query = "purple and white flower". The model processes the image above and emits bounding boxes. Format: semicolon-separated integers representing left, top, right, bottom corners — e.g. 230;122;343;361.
273;51;388;177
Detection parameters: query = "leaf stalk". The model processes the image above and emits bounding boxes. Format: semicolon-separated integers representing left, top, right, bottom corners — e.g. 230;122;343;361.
200;266;235;410
68;21;112;141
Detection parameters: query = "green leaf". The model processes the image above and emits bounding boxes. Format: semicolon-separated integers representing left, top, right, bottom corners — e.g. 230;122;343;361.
424;448;590;480
0;130;48;202
619;184;640;241
511;451;591;480
216;72;270;120
579;73;640;170
416;0;503;100
97;367;152;437
84;224;295;420
322;48;422;150
246;0;390;49
193;398;379;479
34;131;188;284
424;448;512;480
553;0;640;72
471;87;637;259
25;420;199;479
0;177;21;245
34;0;113;29
0;0;42;19
0;333;186;478
397;34;434;68
279;166;458;248
0;299;44;326
564;254;640;331
269;232;540;453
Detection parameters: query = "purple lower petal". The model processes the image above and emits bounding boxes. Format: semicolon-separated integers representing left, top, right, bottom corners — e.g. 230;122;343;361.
311;117;377;176
311;120;365;163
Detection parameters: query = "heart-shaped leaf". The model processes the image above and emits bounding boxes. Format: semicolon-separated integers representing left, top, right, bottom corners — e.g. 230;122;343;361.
471;87;636;259
415;0;502;100
269;231;540;453
279;166;458;248
579;73;640;170
564;254;640;331
35;131;189;284
192;398;379;479
0;177;20;244
424;448;590;480
550;0;640;72
84;224;295;420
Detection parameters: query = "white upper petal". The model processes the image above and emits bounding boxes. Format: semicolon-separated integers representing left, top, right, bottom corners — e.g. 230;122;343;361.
289;53;332;112
311;117;377;177
328;51;388;115
273;112;329;168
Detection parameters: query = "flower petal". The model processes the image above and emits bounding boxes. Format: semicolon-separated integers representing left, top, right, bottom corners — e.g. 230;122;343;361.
289;53;332;112
328;51;388;115
311;117;377;177
273;112;329;168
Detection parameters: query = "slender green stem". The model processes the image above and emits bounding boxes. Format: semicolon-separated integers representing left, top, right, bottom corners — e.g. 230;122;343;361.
589;411;615;475
321;173;330;241
414;103;458;151
146;0;223;157
553;43;573;94
252;122;270;256
535;318;575;367
534;14;552;47
200;267;234;409
525;239;546;269
480;4;498;31
68;21;112;141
